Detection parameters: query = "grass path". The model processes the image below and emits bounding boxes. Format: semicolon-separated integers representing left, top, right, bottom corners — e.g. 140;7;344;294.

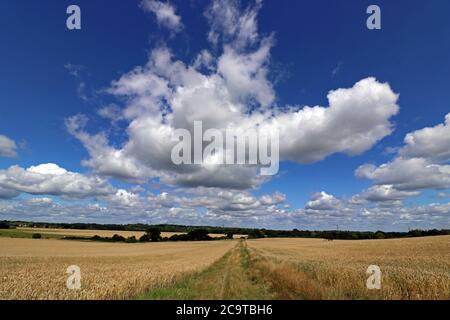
137;240;274;300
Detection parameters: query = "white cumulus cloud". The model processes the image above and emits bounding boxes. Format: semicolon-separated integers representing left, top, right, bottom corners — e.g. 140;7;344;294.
0;163;114;199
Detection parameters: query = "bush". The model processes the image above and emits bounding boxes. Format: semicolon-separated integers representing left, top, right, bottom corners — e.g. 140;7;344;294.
32;233;42;239
139;234;150;242
126;236;137;243
111;234;125;242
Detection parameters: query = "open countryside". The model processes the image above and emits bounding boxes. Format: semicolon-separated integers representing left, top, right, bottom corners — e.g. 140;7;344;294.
1;231;448;300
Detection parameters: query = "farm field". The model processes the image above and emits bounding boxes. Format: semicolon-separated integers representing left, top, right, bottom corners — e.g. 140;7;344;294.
0;237;235;299
245;236;450;299
141;236;450;300
14;227;242;239
16;227;181;239
0;236;448;300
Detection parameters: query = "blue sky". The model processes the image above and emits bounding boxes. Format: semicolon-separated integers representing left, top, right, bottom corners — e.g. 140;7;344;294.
0;0;449;230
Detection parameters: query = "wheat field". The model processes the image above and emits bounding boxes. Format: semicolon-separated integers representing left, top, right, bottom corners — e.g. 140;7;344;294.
246;236;450;299
0;237;235;300
1;236;448;300
17;227;181;239
16;227;238;239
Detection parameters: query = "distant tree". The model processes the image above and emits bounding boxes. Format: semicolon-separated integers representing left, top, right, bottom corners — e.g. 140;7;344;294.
146;228;161;242
111;234;125;242
374;231;386;239
32;233;42;239
226;232;234;239
248;229;264;239
408;229;423;237
186;229;211;241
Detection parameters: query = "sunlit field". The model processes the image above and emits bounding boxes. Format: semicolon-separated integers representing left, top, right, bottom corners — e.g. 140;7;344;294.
15;227;242;239
246;236;450;299
0;237;235;299
1;235;448;300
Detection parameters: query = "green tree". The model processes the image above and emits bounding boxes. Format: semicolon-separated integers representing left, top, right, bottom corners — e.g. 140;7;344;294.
146;228;161;242
248;229;264;239
111;234;125;242
374;231;386;239
187;229;211;241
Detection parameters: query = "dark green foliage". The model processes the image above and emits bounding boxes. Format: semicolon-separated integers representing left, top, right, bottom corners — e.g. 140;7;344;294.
248;229;265;239
32;233;42;239
169;229;212;241
111;234;125;242
139;234;150;242
0;222;9;229
146;228;161;242
126;236;137;243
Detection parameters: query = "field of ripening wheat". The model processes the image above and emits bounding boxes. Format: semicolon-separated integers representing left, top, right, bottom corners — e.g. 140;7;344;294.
246;236;450;299
0;237;235;299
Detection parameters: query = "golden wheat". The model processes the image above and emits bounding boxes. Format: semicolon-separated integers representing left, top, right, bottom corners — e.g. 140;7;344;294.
247;236;450;300
0;237;235;300
17;227;242;239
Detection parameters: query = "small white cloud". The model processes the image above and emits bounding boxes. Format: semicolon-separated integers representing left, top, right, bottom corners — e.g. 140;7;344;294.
400;112;450;162
306;191;341;211
0;135;17;158
141;0;183;32
97;104;124;122
356;185;420;202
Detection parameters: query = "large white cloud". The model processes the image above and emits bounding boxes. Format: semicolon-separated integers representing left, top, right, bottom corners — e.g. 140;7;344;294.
0;163;114;199
356;157;450;191
356;112;450;202
66;1;399;190
273;77;398;163
0;135;17;158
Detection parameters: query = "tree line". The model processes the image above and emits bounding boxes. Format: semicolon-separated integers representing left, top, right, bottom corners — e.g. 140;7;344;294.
1;220;449;240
